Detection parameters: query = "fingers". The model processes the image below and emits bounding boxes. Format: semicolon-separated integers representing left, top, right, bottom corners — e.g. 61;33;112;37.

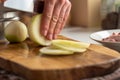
59;4;71;34
46;0;65;40
41;0;71;40
40;0;56;36
54;1;71;39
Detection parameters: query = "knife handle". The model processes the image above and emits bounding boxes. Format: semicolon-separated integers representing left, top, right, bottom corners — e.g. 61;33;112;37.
34;0;44;13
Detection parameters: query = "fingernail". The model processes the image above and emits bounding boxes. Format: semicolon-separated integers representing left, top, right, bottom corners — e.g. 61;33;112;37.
43;30;47;36
49;34;53;40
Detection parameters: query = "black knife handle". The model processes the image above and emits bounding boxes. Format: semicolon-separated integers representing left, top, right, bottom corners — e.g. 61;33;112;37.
34;0;44;13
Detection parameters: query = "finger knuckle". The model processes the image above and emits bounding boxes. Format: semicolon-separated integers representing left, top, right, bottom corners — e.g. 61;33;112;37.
44;14;52;20
58;17;64;23
52;15;58;23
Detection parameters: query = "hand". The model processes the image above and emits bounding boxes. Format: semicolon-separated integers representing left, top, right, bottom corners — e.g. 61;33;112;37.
40;0;71;40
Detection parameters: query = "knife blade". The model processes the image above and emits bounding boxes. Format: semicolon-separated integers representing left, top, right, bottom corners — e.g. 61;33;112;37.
4;0;44;13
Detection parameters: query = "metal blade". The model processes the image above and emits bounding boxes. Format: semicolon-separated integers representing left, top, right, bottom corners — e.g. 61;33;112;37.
4;0;34;13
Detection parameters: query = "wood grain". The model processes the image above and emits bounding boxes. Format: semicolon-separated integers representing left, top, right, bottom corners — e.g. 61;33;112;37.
0;36;119;80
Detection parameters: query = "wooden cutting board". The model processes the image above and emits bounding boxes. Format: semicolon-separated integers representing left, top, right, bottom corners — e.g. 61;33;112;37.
0;36;120;80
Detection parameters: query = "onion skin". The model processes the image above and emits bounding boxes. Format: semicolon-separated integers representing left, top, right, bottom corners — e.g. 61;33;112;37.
5;21;28;43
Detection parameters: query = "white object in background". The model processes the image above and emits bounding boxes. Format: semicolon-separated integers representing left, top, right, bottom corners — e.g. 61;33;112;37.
61;27;101;44
90;29;120;51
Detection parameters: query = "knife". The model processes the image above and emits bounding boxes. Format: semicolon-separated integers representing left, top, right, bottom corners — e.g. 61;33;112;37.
4;0;44;13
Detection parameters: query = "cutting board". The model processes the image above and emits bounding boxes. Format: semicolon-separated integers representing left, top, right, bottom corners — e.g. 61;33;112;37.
0;36;120;80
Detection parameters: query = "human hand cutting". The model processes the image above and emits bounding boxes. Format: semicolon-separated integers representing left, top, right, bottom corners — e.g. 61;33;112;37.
40;0;71;40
